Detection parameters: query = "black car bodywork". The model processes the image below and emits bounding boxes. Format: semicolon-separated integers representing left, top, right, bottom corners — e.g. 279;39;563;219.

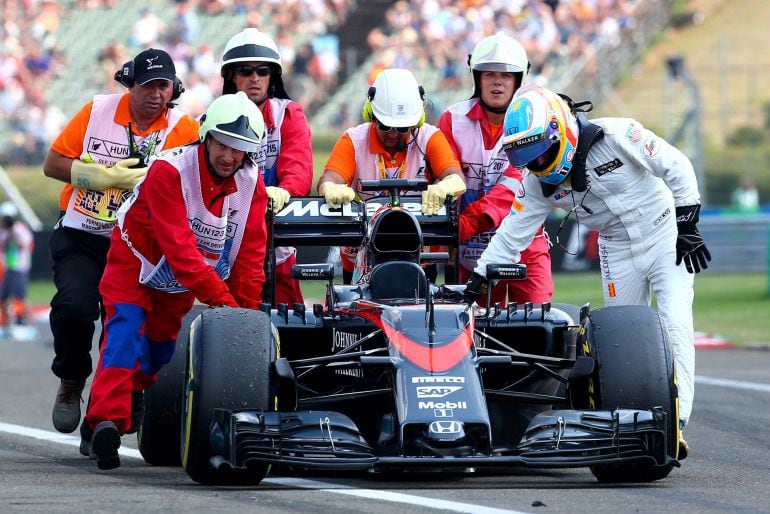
140;180;681;485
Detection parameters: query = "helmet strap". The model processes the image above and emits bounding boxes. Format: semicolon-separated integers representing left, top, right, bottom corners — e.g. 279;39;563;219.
478;97;508;115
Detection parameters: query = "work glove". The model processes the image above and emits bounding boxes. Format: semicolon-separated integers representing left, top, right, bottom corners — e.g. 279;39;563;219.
266;186;291;213
463;272;488;305
319;182;356;208
70;158;147;191
675;204;711;273
422;174;466;216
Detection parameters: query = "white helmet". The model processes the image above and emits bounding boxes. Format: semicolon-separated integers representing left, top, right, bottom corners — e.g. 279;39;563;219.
220;28;289;98
221;28;282;72
0;202;17;218
199;92;265;153
365;68;425;128
469;31;530;98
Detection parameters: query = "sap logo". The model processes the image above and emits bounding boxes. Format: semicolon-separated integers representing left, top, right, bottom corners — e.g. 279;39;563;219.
418;401;467;410
428;421;462;435
412;376;465;384
415;386;462;398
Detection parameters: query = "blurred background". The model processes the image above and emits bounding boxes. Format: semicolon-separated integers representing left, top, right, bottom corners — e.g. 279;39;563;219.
0;0;768;288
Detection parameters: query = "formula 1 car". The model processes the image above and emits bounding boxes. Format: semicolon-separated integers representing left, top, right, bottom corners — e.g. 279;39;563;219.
138;179;681;485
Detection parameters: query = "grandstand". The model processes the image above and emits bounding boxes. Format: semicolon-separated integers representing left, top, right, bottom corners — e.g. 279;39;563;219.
1;0;673;164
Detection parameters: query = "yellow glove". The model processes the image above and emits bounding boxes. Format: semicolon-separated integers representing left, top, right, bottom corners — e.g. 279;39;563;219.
319;181;356;208
266;186;291;213
70;158;148;191
422;174;466;215
112;158;149;189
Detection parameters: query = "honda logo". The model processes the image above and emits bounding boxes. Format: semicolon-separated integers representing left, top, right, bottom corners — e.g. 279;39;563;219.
428;421;462;435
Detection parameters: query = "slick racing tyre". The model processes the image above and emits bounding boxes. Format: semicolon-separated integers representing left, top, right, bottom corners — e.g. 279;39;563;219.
181;308;278;485
138;305;206;466
574;305;678;483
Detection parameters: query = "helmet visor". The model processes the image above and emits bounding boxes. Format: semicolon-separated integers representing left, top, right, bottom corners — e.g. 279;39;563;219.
503;132;558;168
473;62;524;73
210;131;259;153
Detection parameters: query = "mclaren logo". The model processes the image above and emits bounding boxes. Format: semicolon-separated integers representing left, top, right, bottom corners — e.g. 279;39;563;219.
416;386;462;398
428;421;462;435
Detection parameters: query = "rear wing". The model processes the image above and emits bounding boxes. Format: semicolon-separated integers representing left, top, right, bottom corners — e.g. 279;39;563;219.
264;194;459;304
270;196;458;247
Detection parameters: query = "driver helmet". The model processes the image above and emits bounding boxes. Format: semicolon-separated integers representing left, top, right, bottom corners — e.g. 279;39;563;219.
199;91;266;153
369;68;425;128
220;28;289;99
501;84;578;185
469;31;530;99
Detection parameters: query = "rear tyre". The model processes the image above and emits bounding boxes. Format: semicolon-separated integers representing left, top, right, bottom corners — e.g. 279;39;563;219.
181;307;277;485
575;306;678;483
138;305;206;466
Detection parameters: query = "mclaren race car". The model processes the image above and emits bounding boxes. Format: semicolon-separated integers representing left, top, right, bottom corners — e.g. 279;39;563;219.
138;179;682;485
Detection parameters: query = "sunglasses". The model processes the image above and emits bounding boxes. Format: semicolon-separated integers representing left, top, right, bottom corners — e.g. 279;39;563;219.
376;121;412;134
234;65;272;78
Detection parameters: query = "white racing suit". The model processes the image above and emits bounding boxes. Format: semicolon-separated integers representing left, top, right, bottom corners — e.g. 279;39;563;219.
475;117;701;424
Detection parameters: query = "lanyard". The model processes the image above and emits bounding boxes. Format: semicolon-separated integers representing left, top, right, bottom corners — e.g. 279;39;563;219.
376;153;406;180
126;122;161;165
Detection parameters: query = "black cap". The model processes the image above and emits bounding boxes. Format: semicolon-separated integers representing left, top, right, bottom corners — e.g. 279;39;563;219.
133;48;176;85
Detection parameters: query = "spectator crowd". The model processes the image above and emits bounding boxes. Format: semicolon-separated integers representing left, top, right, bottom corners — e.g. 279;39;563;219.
1;0;644;165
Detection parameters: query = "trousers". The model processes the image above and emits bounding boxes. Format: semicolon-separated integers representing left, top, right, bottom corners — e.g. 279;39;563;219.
49;226;110;383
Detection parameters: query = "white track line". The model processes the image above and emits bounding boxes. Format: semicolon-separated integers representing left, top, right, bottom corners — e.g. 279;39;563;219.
0;421;528;514
0;422;143;459
695;375;770;393
263;476;528;514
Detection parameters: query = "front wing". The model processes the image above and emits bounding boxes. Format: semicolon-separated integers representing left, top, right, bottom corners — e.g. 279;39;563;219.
207;407;676;473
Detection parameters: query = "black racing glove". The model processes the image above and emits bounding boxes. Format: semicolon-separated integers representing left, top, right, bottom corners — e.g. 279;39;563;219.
675;205;711;273
463;272;489;305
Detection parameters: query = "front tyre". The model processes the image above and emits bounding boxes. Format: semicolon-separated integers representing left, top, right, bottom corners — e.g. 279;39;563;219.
181;308;277;485
138;305;206;466
575;306;679;483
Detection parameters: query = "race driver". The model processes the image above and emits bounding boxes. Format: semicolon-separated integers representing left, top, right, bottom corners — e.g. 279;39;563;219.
466;84;710;460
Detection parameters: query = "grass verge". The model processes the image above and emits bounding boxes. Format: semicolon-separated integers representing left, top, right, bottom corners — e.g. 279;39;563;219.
29;272;769;346
298;272;769;346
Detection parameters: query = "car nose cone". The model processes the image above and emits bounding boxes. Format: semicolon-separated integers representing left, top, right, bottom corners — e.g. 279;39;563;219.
427;420;465;442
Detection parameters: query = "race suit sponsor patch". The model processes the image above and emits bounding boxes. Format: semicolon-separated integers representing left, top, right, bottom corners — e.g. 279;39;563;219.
594;158;623;176
626;123;643;144
653;207;671;226
643;135;660;157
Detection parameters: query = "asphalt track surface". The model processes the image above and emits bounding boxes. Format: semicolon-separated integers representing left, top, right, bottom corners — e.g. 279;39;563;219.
1;317;769;514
